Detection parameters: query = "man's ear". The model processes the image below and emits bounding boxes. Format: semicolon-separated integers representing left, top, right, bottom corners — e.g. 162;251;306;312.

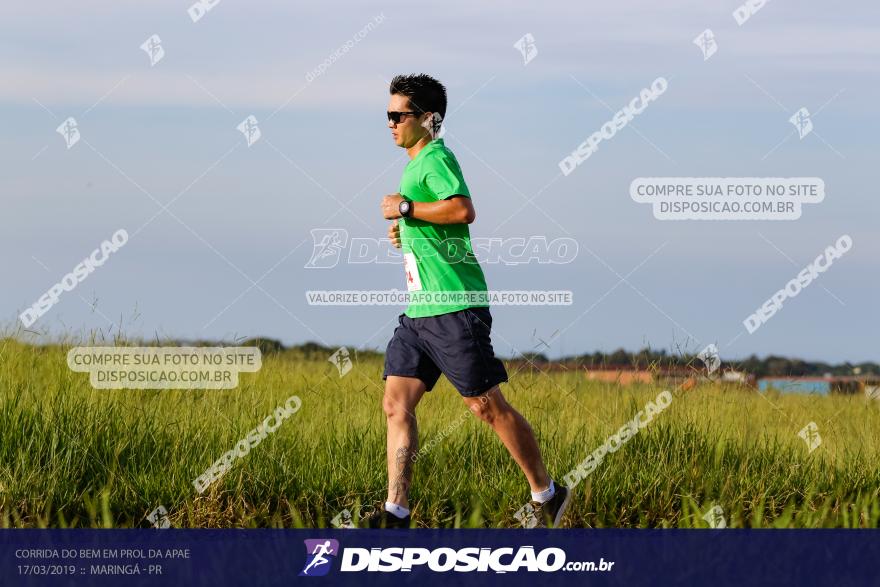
420;112;437;136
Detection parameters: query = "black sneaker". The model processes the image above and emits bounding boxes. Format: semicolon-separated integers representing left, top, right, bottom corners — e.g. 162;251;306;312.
529;484;571;528
364;505;411;529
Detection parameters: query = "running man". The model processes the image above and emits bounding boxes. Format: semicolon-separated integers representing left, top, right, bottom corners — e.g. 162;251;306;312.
366;73;570;528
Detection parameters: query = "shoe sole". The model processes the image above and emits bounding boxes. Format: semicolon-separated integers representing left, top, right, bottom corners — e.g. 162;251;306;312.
552;488;572;528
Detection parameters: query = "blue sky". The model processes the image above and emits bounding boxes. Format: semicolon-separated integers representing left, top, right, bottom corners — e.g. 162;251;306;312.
2;1;878;363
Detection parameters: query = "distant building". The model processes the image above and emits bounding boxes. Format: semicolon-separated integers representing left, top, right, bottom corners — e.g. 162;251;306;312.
585;369;652;385
758;376;869;395
584;367;703;389
721;370;753;384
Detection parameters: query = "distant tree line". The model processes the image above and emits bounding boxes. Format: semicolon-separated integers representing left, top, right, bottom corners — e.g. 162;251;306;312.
519;348;879;378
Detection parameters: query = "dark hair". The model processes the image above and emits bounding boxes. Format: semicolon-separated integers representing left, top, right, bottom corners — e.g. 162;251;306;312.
389;73;447;131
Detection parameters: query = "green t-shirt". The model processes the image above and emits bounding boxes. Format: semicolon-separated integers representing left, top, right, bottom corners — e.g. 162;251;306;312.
398;139;489;318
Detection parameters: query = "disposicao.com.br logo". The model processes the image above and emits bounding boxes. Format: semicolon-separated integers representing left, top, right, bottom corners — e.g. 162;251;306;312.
299;539;613;575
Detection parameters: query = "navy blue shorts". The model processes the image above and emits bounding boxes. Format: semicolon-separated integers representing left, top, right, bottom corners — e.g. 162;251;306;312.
382;306;509;397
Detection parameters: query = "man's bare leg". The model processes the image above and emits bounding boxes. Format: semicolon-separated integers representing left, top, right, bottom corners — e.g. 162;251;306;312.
462;385;551;492
383;375;426;509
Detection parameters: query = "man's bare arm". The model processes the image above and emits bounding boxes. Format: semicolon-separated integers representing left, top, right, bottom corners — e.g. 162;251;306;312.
381;193;475;225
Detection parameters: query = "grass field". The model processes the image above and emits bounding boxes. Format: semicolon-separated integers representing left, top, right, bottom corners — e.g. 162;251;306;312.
2;336;879;528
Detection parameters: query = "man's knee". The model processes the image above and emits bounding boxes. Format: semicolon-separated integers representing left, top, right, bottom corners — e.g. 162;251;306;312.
469;401;496;425
382;394;415;423
382;378;423;423
466;388;508;426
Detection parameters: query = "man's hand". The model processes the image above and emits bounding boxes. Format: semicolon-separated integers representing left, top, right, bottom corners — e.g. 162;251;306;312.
387;219;401;249
381;193;405;219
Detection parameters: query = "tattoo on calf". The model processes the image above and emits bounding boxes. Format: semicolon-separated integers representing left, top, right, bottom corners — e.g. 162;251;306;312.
392;445;413;503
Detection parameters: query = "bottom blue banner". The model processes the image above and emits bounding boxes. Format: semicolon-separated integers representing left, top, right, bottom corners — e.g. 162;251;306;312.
2;529;877;586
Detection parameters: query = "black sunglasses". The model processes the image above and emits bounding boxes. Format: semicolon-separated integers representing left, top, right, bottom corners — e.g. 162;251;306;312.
387;111;422;124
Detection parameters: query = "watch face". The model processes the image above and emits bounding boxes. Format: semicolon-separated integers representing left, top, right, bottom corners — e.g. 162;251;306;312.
400;201;410;216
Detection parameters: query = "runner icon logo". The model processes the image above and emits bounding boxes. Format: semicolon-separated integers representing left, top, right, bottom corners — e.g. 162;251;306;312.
300;539;340;577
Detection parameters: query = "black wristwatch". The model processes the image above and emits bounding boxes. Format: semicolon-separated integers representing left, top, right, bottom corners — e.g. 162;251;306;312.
398;198;413;218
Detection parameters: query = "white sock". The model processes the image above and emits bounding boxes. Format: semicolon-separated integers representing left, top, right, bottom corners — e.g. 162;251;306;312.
384;501;410;519
531;480;556;503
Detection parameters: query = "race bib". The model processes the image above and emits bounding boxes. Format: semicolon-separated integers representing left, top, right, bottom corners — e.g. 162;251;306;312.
403;252;422;291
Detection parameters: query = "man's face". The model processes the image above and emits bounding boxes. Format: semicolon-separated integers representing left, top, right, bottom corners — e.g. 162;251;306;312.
388;93;430;148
